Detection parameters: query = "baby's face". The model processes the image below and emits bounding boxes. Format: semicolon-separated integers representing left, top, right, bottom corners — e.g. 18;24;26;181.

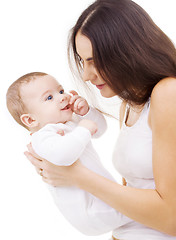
20;75;73;129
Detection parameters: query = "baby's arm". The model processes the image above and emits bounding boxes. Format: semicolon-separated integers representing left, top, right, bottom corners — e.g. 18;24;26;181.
78;106;107;138
69;91;107;137
31;124;91;166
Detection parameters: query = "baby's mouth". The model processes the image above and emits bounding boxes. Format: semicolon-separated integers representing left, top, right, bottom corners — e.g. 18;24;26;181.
61;104;71;111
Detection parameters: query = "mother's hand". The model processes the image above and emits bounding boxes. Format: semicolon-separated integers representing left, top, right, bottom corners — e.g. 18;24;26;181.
24;143;82;187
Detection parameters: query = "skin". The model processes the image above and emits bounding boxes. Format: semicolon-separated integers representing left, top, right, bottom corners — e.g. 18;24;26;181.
20;74;95;133
25;33;176;236
75;31;116;98
20;75;73;132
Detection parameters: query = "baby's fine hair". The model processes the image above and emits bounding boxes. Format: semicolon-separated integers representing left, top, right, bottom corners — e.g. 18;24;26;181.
6;72;48;129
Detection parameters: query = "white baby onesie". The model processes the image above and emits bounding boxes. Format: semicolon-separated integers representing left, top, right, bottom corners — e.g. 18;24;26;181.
31;107;131;235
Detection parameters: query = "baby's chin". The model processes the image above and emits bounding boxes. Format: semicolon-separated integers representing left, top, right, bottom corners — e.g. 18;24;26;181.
58;112;74;124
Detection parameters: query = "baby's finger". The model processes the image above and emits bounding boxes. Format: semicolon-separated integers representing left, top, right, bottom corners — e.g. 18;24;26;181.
69;90;78;96
74;98;85;110
77;99;86;110
69;95;80;105
57;130;65;136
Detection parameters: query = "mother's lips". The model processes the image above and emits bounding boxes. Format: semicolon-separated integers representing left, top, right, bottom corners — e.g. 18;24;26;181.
96;84;106;90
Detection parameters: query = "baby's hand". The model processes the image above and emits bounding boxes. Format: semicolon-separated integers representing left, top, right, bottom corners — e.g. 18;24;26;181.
78;119;98;136
57;129;65;136
69;90;89;116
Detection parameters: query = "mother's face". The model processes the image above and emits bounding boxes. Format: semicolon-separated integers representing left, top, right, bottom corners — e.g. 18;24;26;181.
75;31;116;98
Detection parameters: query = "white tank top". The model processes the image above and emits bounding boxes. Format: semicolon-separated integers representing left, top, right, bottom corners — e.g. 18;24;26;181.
112;99;176;240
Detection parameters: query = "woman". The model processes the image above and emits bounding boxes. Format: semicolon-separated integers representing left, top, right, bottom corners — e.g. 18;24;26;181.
25;0;176;239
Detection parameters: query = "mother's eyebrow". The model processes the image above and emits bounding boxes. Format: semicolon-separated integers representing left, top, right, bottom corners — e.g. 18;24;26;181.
86;57;93;61
76;53;93;62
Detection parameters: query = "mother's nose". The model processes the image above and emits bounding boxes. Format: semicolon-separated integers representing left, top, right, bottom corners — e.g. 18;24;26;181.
82;65;97;83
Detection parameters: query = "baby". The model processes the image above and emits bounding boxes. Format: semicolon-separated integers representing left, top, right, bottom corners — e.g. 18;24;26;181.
6;72;131;235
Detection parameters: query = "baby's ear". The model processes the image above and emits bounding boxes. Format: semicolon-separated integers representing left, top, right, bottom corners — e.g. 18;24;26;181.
20;114;38;128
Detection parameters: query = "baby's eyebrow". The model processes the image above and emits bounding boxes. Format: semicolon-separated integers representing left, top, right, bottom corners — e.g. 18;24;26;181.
58;85;64;91
41;90;50;98
41;85;63;98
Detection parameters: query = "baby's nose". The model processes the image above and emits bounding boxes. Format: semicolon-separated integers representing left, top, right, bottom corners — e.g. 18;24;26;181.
60;94;70;103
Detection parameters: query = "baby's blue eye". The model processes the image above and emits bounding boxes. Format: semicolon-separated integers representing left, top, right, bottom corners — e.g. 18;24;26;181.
46;95;53;101
59;90;64;94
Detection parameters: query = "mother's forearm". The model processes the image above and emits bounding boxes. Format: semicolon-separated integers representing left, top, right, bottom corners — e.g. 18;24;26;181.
75;166;176;236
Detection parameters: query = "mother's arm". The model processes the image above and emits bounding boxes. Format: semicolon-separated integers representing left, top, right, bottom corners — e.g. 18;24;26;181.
25;144;81;187
25;78;176;236
71;78;176;236
74;78;176;236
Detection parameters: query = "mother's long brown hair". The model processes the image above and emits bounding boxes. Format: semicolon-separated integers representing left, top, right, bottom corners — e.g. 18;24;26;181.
68;0;176;105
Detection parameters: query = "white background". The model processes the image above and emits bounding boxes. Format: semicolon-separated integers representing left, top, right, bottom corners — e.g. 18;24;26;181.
1;0;175;239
